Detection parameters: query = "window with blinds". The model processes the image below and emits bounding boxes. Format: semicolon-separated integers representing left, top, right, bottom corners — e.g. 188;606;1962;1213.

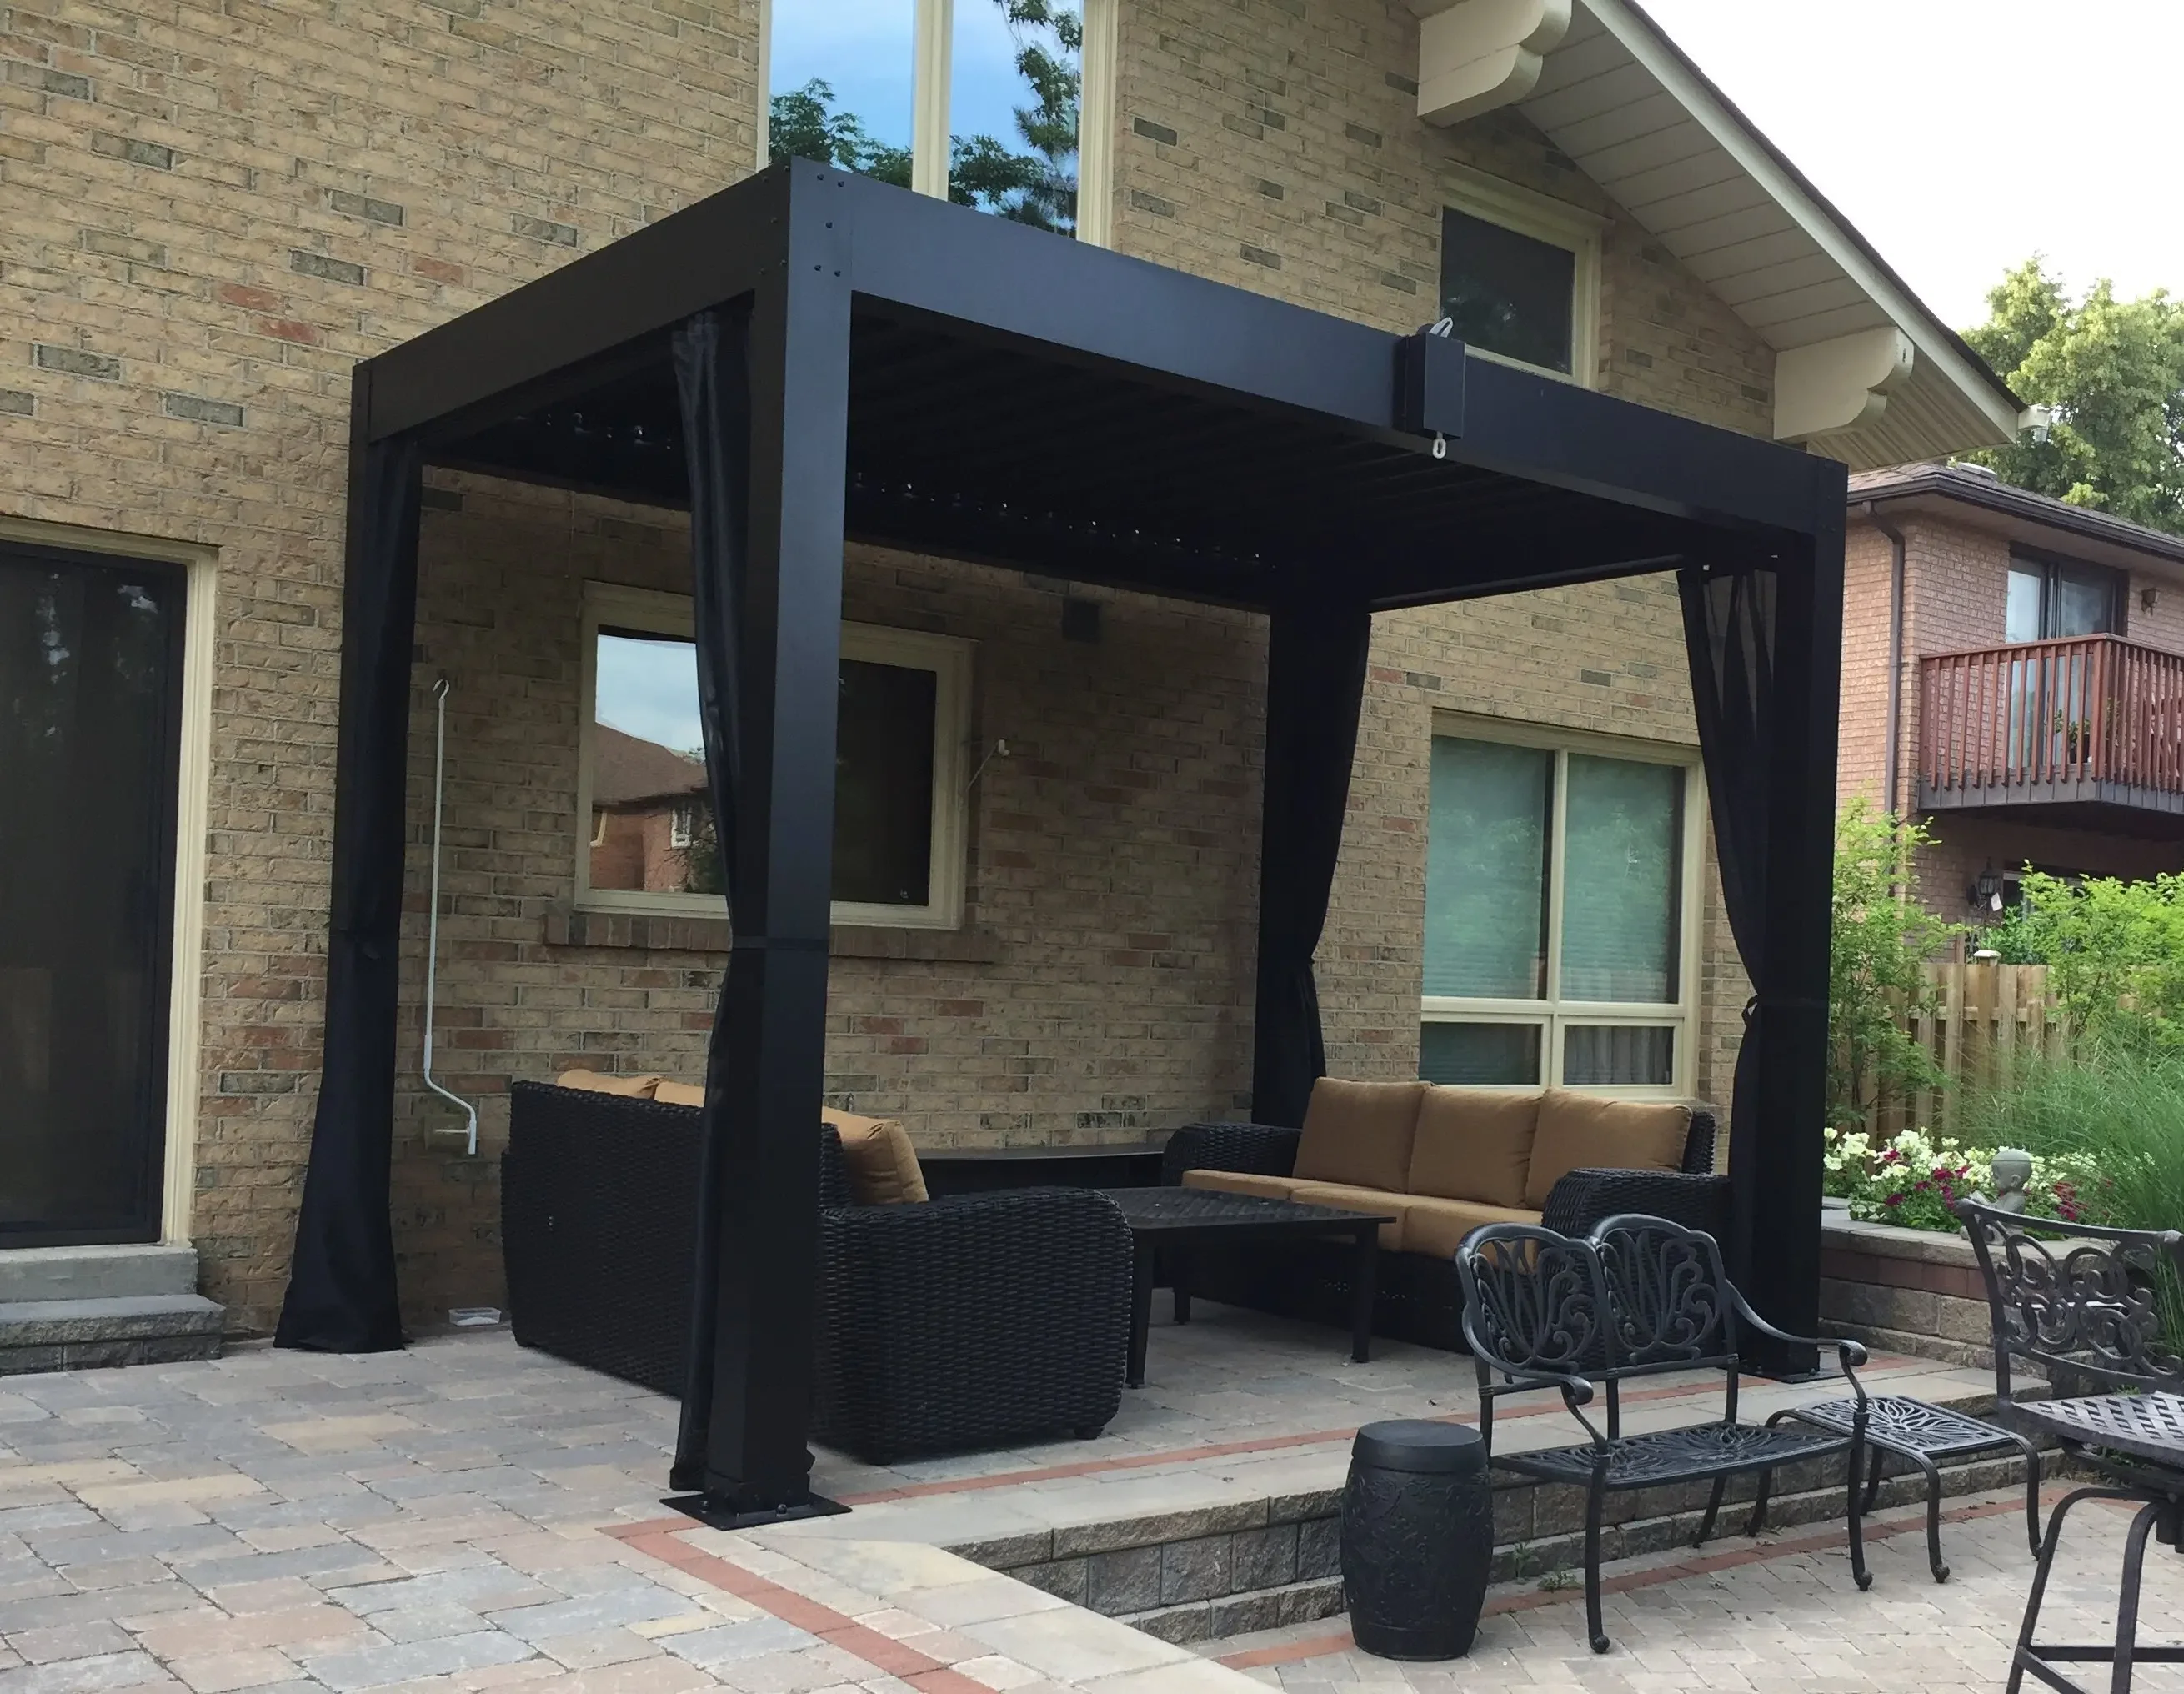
1420;726;1699;1095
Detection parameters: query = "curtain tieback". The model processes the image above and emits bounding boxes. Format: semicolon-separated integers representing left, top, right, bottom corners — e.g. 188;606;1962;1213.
1744;994;1825;1024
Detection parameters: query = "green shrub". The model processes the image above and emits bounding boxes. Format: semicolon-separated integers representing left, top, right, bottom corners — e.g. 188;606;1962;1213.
1829;803;1959;1127
2007;870;2184;1055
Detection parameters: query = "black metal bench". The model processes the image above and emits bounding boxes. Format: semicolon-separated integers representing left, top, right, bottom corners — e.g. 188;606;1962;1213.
1455;1213;1871;1654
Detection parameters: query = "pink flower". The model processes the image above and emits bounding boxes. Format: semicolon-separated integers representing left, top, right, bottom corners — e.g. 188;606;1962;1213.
1884;1191;1905;1208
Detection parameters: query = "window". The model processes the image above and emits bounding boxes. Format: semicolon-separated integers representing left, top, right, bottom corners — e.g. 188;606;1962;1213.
578;584;972;929
763;0;1087;235
1420;720;1701;1095
1436;170;1600;383
2006;552;2124;642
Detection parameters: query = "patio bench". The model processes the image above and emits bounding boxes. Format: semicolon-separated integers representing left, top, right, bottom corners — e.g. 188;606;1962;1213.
1455;1213;1871;1654
1164;1079;1728;1349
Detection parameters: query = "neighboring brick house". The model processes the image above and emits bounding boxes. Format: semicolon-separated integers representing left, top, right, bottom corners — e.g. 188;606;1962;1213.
1842;464;2184;921
0;0;2021;1331
588;725;712;897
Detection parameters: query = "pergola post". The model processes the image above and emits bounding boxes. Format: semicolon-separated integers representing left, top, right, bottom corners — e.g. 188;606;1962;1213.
1741;519;1845;1375
686;203;853;1518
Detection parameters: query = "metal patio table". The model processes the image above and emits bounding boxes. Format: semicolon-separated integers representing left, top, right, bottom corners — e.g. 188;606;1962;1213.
1103;1187;1394;1388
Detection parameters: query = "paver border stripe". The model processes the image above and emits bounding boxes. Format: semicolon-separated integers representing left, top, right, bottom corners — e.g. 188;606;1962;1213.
605;1521;994;1693
833;1356;1935;1505
1214;1487;2059;1669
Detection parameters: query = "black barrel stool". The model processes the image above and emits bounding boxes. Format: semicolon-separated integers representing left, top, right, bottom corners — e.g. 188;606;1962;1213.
1340;1419;1494;1660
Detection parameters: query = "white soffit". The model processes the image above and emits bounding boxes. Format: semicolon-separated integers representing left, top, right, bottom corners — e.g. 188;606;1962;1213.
1415;0;2022;469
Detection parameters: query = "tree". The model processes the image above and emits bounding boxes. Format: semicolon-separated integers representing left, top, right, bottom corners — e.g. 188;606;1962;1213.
768;2;1081;233
1961;260;2184;535
1828;803;1959;1128
2006;870;2184;1058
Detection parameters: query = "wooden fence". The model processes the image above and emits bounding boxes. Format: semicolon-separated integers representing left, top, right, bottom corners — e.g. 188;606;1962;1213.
1864;958;2069;1137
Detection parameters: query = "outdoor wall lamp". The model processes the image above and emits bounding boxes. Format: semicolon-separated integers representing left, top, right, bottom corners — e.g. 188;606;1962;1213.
1970;862;2003;914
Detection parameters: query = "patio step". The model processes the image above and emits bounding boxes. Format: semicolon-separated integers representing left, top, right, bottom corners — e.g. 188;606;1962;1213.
951;1379;2048;1648
0;1246;223;1375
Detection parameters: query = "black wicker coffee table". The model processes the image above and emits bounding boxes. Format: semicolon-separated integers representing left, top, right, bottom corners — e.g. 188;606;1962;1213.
1104;1188;1394;1387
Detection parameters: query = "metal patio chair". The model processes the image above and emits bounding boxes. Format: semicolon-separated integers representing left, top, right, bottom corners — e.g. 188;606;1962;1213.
1958;1198;2184;1694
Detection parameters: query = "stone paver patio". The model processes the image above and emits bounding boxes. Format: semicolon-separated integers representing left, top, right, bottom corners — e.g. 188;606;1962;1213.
1205;1486;2184;1691
0;1317;2156;1693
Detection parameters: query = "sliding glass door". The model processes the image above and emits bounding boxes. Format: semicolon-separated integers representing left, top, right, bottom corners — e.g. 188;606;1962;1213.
0;541;186;1244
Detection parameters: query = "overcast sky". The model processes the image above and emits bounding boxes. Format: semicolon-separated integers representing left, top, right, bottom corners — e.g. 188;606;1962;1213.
773;1;2181;334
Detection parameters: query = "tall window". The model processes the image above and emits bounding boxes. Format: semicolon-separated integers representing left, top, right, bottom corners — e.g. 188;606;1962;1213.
1437;173;1599;383
765;0;1081;234
579;584;972;929
1420;723;1700;1095
2006;551;2124;643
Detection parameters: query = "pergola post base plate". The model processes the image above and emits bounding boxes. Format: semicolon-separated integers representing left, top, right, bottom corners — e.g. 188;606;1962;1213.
663;1491;851;1531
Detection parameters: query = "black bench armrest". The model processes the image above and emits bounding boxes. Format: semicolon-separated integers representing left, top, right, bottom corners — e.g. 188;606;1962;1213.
1162;1120;1301;1185
1542;1169;1731;1239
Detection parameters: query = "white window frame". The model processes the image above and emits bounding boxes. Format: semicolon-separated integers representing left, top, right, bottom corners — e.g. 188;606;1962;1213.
1420;713;1705;1099
576;581;973;930
1439;163;1602;389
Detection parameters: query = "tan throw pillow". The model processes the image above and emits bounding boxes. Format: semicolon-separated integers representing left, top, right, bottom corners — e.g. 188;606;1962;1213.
555;1069;664;1098
1523;1090;1691;1210
1290;1078;1425;1193
651;1080;705;1107
1405;1087;1541;1209
827;1110;929;1205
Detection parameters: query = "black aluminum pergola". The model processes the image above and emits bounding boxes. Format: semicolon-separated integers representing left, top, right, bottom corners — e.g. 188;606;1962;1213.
275;159;1846;1526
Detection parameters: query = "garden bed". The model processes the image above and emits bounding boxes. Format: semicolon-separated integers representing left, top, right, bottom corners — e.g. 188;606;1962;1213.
1818;1209;1997;1369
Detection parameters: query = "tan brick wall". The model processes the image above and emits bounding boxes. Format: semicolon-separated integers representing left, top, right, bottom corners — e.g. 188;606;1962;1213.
0;0;758;1326
1109;0;1776;429
3;0;1786;1327
392;476;1268;1321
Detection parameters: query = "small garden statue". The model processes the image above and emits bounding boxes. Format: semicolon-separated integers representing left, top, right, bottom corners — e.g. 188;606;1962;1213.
1988;1147;2034;1214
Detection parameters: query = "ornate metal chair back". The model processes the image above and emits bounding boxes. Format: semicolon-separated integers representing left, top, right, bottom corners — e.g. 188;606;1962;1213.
1957;1198;2184;1406
1455;1224;1617;1381
1589;1213;1739;1371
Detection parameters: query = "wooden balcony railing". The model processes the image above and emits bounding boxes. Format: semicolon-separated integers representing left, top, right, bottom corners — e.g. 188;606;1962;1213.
1920;634;2184;808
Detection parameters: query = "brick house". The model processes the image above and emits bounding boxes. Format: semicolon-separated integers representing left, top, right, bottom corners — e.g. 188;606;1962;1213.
0;0;2024;1334
1842;463;2184;920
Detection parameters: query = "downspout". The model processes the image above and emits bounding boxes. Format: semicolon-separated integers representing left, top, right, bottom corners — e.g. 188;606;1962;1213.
1862;501;1909;819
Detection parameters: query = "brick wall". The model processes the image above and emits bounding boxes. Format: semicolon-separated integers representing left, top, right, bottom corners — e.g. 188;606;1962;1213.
392;475;1268;1321
3;0;1786;1328
0;0;758;1326
1110;0;1776;429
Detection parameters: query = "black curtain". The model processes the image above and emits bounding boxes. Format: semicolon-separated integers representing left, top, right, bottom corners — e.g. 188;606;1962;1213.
275;432;423;1352
1250;599;1372;1127
1678;561;1776;1294
668;308;752;1492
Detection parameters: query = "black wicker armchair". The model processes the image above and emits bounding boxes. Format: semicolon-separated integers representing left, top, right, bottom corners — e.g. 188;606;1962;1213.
502;1080;1132;1462
1160;1108;1726;1350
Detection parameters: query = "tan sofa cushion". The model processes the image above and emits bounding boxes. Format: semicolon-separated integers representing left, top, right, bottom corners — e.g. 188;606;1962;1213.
1523;1090;1691;1209
554;1069;663;1098
1291;1079;1426;1193
1288;1183;1406;1252
1180;1169;1308;1203
1398;1195;1541;1261
828;1110;929;1205
1405;1087;1541;1209
644;1085;929;1205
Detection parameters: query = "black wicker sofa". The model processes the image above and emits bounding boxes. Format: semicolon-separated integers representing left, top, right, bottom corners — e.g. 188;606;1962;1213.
501;1077;1132;1461
1163;1079;1727;1350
